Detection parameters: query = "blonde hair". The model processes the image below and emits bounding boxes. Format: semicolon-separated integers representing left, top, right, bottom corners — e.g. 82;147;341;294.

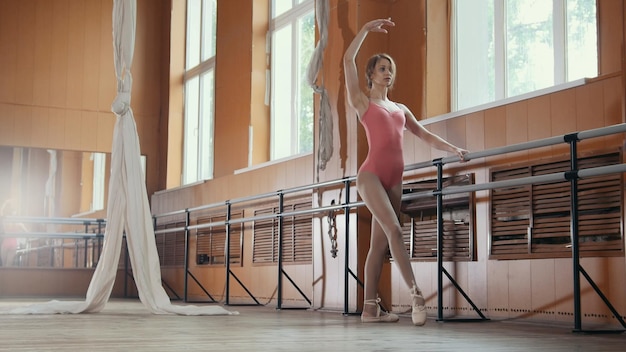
365;53;396;89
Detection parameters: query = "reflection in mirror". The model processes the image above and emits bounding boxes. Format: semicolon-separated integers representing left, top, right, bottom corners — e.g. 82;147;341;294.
0;146;110;219
0;146;146;268
0;146;110;268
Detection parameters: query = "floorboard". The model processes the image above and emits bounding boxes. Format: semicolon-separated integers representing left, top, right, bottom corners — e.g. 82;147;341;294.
0;299;624;351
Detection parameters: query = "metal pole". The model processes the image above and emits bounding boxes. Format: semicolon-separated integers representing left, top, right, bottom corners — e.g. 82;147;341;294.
435;159;444;321
225;201;232;305
225;202;232;305
565;133;582;332
344;179;351;315
277;193;284;309
184;209;190;302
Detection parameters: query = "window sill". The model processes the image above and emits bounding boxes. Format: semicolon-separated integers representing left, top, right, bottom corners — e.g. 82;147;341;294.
234;152;312;175
154;180;207;195
422;78;587;126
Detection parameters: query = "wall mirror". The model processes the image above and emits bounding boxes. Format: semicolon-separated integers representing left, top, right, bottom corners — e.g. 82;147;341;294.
0;146;144;219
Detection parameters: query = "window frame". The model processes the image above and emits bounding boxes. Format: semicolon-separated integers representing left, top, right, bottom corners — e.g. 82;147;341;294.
268;0;315;160
182;0;217;185
451;0;598;111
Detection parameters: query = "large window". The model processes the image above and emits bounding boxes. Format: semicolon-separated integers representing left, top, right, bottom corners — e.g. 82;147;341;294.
452;0;597;111
183;0;217;184
269;0;315;160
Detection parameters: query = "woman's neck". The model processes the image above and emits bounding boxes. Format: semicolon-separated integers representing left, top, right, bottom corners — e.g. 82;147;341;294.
369;88;388;101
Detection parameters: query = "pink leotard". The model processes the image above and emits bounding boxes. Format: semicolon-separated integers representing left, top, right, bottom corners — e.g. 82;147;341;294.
358;101;406;190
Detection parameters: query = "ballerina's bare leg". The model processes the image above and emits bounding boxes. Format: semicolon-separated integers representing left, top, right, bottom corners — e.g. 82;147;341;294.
357;171;420;317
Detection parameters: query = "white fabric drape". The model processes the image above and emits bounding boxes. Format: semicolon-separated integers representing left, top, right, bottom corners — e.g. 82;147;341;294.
306;0;332;171
1;0;235;316
44;150;57;218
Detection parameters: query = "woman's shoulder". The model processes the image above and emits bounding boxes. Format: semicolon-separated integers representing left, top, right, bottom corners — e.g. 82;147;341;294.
392;101;408;110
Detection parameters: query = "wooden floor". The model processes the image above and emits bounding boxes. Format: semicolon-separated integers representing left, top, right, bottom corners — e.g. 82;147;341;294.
0;299;624;351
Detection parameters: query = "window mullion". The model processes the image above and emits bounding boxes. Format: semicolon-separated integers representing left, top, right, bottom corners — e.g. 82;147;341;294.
450;1;459;110
495;0;506;100
553;0;566;84
197;76;205;181
270;1;312;30
184;57;216;82
291;20;299;155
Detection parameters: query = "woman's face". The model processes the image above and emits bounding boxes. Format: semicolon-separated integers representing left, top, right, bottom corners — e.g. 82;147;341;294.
370;58;394;88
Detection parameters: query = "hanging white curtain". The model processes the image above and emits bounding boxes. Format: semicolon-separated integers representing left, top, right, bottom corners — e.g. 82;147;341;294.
1;0;235;316
306;0;332;171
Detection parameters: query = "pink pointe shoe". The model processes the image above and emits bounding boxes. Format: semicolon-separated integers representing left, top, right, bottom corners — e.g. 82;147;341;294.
411;286;427;326
361;298;399;323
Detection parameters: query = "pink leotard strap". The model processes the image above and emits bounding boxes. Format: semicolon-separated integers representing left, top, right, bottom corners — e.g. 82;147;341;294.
358;101;406;190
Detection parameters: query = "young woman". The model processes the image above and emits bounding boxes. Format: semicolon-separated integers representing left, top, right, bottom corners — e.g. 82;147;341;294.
343;18;468;325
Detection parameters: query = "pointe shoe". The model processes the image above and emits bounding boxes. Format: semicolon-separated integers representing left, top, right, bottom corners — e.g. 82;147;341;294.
361;298;399;323
411;287;427;326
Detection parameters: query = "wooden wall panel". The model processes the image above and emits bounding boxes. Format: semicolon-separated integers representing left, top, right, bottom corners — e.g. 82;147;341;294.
64;110;82;151
48;108;66;151
484;106;507;150
530;259;557;321
389;0;425;118
603;76;623;126
15;1;36;106
33;0;53;108
49;0;69;108
576;81;606;133
464;112;486;159
213;0;254;178
0;2;18;102
552;260;574;321
66;0;86;111
550;89;578;155
505;101;530;161
132;2;161;117
98;0;116;113
505;101;529;145
0;268;133;297
81;111;98;152
487;260;509;318
508;260;532;317
82;0;102;111
467;261;489;311
13;106;33;147
527;95;552;141
598;0;623;74
607;257;626;314
445;114;467;151
425;0;448;117
96;111;115;152
578;258;620;318
428;121;450;161
527;95;554;160
250;0;270;166
0;0;167;198
31;107;50;148
166;0;185;189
